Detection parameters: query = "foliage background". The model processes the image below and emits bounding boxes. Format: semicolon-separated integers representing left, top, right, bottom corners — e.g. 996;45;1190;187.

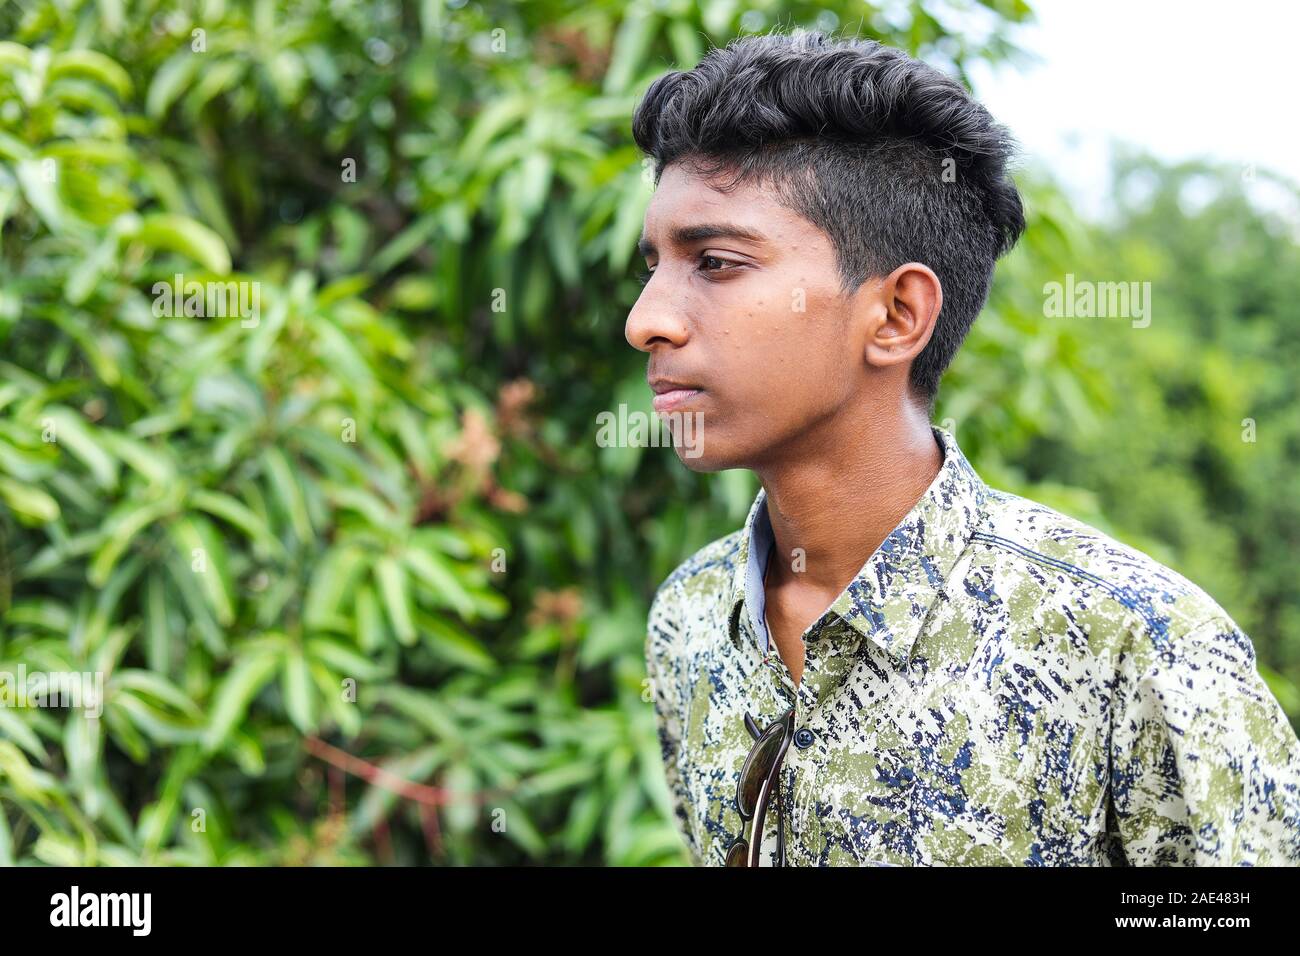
0;0;1296;865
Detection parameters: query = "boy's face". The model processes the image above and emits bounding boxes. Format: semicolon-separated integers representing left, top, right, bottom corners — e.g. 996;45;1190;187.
626;161;881;472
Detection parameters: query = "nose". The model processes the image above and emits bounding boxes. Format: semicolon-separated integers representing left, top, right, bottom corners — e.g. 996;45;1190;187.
625;276;690;353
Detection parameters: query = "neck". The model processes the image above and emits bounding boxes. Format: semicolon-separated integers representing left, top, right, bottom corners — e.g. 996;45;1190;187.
755;396;942;594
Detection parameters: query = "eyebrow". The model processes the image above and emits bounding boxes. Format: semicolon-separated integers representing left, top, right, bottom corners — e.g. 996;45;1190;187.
636;222;768;259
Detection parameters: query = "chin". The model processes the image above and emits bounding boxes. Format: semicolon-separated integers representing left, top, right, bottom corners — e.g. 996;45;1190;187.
662;417;761;471
673;448;726;472
669;438;747;473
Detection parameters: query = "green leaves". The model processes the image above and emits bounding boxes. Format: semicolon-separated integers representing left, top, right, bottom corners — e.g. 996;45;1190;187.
261;447;313;542
401;547;476;619
202;647;281;754
146;53;201;119
49;49;132;99
0;476;59;523
603;8;660;96
281;648;316;734
374;557;415;646
166;516;235;626
129;213;233;274
15;157;65;232
88;494;177;587
189;489;283;558
41;407;118;489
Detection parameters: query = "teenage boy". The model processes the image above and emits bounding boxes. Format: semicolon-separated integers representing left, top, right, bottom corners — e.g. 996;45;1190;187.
627;29;1300;866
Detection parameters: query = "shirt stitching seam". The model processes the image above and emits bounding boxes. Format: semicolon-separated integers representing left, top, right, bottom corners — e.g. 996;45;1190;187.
970;530;1164;634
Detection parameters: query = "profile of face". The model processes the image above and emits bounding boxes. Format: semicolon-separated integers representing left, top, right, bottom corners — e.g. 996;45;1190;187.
625;161;939;472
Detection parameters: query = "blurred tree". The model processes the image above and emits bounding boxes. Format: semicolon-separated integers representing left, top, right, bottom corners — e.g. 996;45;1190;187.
1015;153;1300;714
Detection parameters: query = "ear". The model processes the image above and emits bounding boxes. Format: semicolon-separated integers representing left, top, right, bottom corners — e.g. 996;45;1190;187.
863;263;943;371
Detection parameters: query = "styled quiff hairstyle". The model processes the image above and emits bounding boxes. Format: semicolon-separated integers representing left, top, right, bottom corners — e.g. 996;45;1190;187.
631;29;1026;408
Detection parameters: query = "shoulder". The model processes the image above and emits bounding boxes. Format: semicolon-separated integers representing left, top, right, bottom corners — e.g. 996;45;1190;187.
646;528;744;647
973;487;1241;659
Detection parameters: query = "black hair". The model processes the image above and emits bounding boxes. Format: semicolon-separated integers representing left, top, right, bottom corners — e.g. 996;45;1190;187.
631;28;1026;410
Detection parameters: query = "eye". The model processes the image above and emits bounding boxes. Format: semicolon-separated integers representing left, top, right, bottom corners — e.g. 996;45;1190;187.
698;254;741;275
635;256;742;286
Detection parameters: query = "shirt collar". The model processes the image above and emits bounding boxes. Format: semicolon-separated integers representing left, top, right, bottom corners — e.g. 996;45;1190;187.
727;424;989;668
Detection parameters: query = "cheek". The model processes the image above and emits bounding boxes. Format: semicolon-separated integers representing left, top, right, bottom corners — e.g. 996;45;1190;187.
740;293;847;376
700;277;850;389
714;318;847;428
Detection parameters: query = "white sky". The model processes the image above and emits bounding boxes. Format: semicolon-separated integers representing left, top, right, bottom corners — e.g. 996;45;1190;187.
966;0;1300;219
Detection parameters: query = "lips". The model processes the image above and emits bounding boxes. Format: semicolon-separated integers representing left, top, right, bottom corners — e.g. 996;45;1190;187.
648;377;705;413
652;388;703;413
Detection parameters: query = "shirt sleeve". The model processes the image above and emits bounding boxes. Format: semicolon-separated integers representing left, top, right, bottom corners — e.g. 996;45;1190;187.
645;586;701;866
1108;611;1300;865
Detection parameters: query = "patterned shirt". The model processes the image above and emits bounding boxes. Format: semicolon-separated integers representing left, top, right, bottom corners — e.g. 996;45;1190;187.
644;425;1300;866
